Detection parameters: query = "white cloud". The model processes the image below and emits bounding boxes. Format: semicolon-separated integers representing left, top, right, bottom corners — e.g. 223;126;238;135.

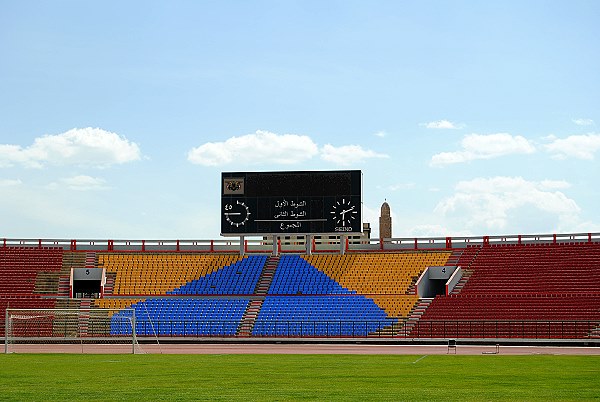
187;130;387;167
408;224;472;238
421;120;465;129
561;219;600;233
320;144;389;166
0;145;33;168
545;133;600;160
187;130;319;166
435;176;580;231
374;131;387;138
61;175;109;191
0;181;134;237
379;182;415;191
539;180;571;190
430;133;536;167
0;128;141;168
0;178;22;187
572;118;595;126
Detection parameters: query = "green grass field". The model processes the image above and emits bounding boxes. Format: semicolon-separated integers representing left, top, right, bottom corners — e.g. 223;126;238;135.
1;354;598;401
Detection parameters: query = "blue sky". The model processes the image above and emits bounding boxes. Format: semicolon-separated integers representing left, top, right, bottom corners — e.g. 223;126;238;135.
1;1;599;240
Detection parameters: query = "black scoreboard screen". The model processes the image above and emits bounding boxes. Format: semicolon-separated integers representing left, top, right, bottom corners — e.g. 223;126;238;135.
221;170;362;235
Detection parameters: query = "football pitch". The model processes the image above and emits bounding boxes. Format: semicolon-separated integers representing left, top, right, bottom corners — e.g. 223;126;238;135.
1;354;598;401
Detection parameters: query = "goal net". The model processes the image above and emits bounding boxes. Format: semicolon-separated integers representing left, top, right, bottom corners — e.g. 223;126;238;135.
5;308;139;354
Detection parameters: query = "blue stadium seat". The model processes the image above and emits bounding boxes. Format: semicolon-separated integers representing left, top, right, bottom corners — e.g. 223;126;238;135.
268;255;355;295
252;295;394;337
111;298;250;336
168;255;267;295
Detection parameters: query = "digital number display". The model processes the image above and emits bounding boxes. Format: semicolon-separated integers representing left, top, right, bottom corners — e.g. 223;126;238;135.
221;170;362;235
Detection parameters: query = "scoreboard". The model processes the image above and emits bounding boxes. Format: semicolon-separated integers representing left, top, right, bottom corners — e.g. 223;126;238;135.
221;170;362;236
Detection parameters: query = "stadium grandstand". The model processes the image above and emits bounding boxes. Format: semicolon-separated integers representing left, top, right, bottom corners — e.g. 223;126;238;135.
2;232;600;345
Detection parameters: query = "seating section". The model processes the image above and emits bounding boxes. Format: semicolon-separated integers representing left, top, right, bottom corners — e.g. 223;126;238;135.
412;243;600;338
304;252;451;294
453;246;480;270
102;253;430;337
0;247;63;295
96;254;265;336
0;250;458;338
253;296;391;337
412;294;600;339
368;296;419;318
268;255;355;295
421;294;600;321
298;252;447;320
0;247;63;336
252;254;435;336
461;244;600;294
169;255;266;295
111;298;249;336
2;242;599;339
98;253;244;295
0;296;56;337
95;298;145;311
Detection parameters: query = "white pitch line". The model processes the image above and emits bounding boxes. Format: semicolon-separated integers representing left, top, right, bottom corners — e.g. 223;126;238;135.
412;355;428;364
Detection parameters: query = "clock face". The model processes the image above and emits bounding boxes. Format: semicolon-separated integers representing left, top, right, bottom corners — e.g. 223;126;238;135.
224;200;251;227
330;198;357;228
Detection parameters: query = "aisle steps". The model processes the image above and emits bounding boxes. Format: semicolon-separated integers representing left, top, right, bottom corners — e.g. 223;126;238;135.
237;255;280;336
402;298;434;336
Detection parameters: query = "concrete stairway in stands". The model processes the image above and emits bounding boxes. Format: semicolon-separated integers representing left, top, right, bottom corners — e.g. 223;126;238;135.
445;249;462;268
53;299;82;335
85;252;97;269
54;297;93;336
450;269;473;295
401;298;434;337
588;324;600;339
405;276;419;295
371;318;404;338
103;272;116;296
237;300;264;337
253;255;279;295
237;255;280;336
58;252;87;297
78;299;91;336
57;276;71;297
448;247;481;295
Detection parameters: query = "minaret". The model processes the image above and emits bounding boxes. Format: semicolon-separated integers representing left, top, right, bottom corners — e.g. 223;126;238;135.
379;200;392;240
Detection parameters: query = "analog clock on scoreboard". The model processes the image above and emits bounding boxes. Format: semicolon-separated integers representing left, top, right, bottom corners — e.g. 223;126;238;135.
223;200;251;227
221;170;362;235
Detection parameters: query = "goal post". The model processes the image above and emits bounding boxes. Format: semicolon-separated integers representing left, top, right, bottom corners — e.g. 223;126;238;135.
5;308;137;354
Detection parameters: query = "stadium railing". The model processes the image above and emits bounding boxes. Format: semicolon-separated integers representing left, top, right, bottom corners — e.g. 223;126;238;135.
115;319;600;340
2;232;599;253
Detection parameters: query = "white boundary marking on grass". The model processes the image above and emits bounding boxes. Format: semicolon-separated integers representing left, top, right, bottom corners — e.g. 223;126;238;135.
412;355;428;364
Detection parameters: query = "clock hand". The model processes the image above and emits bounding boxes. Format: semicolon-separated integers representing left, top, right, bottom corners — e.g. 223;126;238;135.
341;206;355;215
225;212;242;215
